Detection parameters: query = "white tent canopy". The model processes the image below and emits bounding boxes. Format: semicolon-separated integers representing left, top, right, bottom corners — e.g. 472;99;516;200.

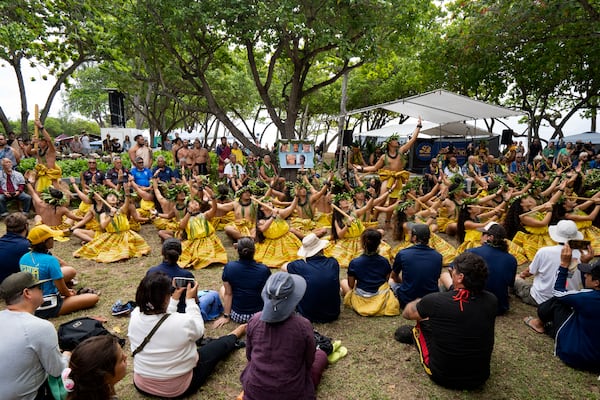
379;89;522;124
356;121;495;139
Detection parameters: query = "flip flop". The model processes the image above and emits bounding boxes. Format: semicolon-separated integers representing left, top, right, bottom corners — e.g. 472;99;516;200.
523;316;544;334
327;346;348;364
332;340;342;353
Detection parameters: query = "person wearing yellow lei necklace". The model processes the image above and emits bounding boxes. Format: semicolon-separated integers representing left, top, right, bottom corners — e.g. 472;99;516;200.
178;194;228;269
30;120;61;192
254;196;301;268
73;183;150;262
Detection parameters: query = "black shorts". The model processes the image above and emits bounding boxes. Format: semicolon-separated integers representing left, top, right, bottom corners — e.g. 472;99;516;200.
198;163;208;175
34;295;63;319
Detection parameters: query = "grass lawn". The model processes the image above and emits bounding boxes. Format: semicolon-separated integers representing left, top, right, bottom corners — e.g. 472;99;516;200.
5;221;599;400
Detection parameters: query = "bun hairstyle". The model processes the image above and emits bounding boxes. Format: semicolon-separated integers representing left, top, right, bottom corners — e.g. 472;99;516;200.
237;236;256;261
162;238;182;264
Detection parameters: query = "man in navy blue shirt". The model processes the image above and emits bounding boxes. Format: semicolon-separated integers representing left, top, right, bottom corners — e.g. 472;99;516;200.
391;224;443;308
152;155;176;183
466;222;517;315
284;234;340;323
0;213;30;284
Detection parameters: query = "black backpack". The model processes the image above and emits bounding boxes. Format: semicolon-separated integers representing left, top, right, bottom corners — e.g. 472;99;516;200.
58;317;125;351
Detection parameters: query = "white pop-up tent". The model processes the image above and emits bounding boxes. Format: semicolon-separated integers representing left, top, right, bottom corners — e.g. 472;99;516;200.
379;89;522;124
356;121;495;139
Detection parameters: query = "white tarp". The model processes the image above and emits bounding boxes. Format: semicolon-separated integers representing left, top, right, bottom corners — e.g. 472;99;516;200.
356;121;495;139
380;89;522;124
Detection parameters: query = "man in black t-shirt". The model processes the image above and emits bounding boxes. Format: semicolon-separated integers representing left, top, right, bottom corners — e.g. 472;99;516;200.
402;252;497;390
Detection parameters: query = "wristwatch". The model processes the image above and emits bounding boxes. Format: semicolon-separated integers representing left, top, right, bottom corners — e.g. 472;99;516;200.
223;313;230;318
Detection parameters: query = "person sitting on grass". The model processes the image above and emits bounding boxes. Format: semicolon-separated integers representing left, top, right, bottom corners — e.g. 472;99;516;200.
523;244;600;372
20;224;99;319
65;335;127;400
213;237;271;329
128;272;246;399
340;229;400;317
239;272;328;400
402;252;497;390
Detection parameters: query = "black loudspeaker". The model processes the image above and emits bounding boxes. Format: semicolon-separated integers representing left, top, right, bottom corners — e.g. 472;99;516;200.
501;129;513;145
108;91;126;128
342;129;353;147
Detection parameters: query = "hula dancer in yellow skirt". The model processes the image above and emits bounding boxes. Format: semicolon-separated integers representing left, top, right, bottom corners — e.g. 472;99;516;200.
31;120;62;192
384;200;457;266
151;178;189;241
178;193;228;269
561;194;600;254
210;184;235;230
219;187;257;241
73;184;150;263
254;196;301;268
324;193;392;268
289;181;328;239
506;194;559;261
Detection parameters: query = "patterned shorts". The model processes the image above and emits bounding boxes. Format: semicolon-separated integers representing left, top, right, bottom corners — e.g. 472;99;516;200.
231;310;255;324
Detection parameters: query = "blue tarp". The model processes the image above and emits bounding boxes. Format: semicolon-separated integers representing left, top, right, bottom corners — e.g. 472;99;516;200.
563;132;600;145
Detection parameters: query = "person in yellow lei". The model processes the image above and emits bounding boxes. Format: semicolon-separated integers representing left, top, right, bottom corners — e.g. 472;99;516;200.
340;229;400;316
73;184;150;263
505;190;563;261
254;196;301;268
384;199;457;266
324;193;392;268
30;120;61;192
178;194;228;269
151;178;189;241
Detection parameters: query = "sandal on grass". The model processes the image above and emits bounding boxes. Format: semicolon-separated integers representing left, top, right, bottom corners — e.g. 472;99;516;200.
77;287;101;296
327;346;348;364
523;316;544;334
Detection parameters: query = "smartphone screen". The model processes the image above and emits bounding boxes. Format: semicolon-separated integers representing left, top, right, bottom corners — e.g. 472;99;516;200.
174;277;195;288
568;240;591;250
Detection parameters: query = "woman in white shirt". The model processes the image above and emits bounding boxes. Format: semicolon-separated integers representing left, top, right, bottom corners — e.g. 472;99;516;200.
128;272;246;398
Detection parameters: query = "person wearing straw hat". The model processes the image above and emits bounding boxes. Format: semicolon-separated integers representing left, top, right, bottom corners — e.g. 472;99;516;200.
240;272;328;400
0;272;70;400
283;233;340;323
20;224;99;318
515;219;593;307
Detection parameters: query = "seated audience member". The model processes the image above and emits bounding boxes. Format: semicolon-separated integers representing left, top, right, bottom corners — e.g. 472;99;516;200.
146;238;195;313
341;229;400;316
213;237;271;328
391;224;443;308
128;272;245;399
65;335;127;400
0;157;32;217
514;220;591;306
523;245;600;372
468;222;517;315
19;224;99;318
152;155;177;183
0;212;31;284
0;272;69;399
283;233;341;323
402;252;497;390
240;272;328;400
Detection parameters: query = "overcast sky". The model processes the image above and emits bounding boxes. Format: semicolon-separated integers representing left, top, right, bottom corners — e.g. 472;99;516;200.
0;63;593;143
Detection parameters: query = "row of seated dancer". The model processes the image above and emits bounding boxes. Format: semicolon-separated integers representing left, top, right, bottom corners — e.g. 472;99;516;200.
23;160;600;271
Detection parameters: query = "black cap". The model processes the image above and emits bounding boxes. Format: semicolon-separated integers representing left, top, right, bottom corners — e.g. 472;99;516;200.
163;238;182;254
411;224;430;242
578;262;600;281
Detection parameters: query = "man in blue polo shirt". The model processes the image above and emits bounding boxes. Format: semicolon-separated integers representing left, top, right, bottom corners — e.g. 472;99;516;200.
130;156;152;188
391;224;443;308
467;222;517;315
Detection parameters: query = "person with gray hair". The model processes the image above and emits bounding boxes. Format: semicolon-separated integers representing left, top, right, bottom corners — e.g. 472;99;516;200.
213;236;271;328
104;156;130;190
152;155;176;183
0;157;31;218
